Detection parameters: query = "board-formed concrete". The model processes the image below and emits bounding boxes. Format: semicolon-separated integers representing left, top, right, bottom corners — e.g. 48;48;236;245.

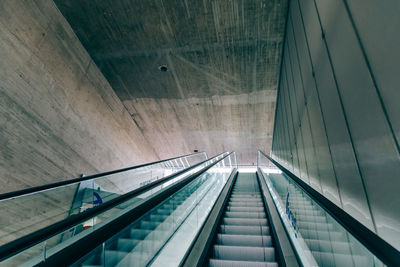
54;0;289;165
0;0;160;193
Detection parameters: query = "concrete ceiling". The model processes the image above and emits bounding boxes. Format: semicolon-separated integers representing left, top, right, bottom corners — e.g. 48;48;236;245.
54;0;288;164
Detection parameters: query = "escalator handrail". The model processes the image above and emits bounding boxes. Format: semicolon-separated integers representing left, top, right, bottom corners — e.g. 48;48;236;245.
0;152;206;200
0;152;226;262
35;152;234;266
258;150;400;266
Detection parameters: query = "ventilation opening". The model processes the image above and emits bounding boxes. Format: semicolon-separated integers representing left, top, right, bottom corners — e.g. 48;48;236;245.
159;65;168;72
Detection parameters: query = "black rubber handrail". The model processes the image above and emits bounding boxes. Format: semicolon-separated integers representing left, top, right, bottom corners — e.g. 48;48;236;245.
36;152;234;266
258;150;400;267
0;152;226;262
0;152;206;200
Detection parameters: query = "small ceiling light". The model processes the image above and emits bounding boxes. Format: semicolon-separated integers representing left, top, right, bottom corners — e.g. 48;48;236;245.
159;65;168;72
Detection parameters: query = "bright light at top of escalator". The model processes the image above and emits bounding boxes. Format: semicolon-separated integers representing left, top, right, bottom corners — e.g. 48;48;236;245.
238;166;257;173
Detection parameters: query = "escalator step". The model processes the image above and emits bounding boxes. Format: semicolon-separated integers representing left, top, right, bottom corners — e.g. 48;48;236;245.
223;218;268;226
300;229;343;241
130;229;151;239
213;245;275;262
228;202;264;207
296;221;334;231
227;206;265;212
115;238;140;251
225;211;266;218
209;259;278;267
305;238;354;254
220;225;270;236
148;214;168;222
216;234;272;247
312;251;369;266
104;250;128;266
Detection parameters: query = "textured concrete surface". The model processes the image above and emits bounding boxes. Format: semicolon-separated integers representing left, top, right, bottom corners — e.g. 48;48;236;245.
55;0;288;165
0;0;159;193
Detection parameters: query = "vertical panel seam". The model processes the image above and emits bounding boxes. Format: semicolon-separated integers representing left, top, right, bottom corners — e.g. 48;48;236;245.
284;20;312;185
281;65;296;170
311;0;378;233
296;0;346;209
283;63;301;176
288;12;325;196
342;0;400;155
272;0;292;163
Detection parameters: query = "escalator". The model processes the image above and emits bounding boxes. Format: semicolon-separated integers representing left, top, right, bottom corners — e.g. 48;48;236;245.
182;152;399;267
0;151;236;266
208;172;278;267
74;172;214;266
269;174;371;266
1;150;398;267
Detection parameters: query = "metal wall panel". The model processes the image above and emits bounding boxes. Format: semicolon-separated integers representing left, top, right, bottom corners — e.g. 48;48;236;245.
291;0;376;233
284;43;310;183
346;0;400;147
271;0;400;250
315;0;400;248
286;17;321;192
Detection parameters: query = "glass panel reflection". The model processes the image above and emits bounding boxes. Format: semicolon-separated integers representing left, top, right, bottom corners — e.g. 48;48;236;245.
258;151;385;267
70;152;236;267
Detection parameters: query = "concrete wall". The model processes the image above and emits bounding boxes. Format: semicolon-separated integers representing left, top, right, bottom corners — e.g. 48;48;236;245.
54;0;288;165
0;0;159;193
271;0;400;250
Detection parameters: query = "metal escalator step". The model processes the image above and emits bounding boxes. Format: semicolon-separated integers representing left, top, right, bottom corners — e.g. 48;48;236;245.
130;228;168;240
287;204;314;210
223;218;267;226
295;214;327;223
227;206;265;212
296;221;334;231
139;220;160;230
300;229;343;241
213;245;275;262
104;250;128;266
232;193;260;195
148;214;168;222
305;238;353;254
130;229;151;239
217;234;272;247
312;251;369;266
229;202;263;206
229;199;262;203
81;253;102;266
230;196;262;199
231;195;261;198
230;198;262;202
115;251;152;266
228;202;264;207
209;259;278;267
162;204;181;209
294;209;322;216
139;220;173;231
220;225;270;236
225;211;266;218
115;238;140;251
154;209;172;215
129;239;163;253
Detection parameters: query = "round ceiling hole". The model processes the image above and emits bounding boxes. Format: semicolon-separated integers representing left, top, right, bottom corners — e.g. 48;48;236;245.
159;65;168;72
